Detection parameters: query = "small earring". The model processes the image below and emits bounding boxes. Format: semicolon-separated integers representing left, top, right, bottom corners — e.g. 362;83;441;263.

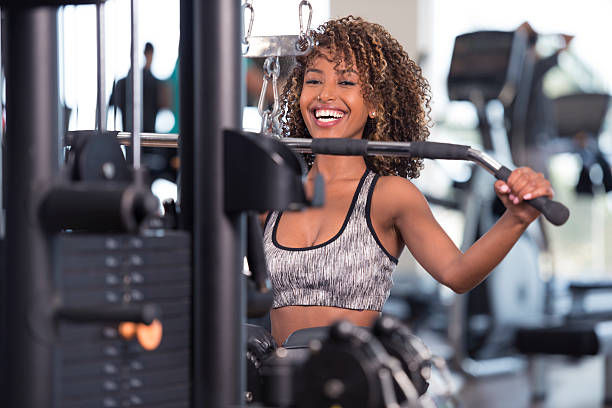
317;95;322;101
369;111;376;118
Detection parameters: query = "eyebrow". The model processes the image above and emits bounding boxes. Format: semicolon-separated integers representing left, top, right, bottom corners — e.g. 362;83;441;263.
338;68;358;75
304;68;359;76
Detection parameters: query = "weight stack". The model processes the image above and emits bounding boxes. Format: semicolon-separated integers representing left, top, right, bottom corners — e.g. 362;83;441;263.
54;231;191;408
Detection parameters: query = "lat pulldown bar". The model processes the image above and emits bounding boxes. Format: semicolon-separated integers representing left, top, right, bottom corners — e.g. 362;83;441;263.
107;132;570;226
285;137;570;226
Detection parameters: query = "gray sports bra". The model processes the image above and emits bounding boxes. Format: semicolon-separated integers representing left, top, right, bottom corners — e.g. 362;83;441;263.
263;170;398;311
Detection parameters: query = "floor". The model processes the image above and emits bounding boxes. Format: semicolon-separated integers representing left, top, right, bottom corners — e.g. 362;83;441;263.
413;327;610;408
457;355;609;408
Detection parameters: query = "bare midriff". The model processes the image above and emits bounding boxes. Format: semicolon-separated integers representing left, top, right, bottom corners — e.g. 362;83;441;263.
270;305;381;345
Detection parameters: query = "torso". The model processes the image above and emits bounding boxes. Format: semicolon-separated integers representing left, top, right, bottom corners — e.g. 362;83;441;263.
270;306;380;345
264;167;403;345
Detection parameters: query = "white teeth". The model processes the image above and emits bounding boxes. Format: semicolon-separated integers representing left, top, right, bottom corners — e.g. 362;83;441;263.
315;109;344;120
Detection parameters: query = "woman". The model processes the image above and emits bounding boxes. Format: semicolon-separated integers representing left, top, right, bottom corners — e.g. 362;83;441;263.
263;16;553;345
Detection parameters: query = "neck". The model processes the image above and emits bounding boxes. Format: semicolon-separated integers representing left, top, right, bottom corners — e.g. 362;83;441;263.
309;154;367;182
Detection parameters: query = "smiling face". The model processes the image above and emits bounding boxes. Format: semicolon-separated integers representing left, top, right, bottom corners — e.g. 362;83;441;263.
299;52;372;140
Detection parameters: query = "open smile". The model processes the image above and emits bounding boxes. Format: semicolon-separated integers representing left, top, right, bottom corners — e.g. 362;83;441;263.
312;108;346;127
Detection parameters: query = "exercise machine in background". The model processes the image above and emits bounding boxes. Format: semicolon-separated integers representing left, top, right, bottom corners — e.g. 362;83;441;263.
445;29;550;376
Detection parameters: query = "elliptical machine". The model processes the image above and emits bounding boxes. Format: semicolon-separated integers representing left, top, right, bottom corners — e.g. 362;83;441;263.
445;29;549;376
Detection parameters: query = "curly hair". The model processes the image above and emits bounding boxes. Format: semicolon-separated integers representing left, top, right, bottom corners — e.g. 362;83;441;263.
279;16;432;179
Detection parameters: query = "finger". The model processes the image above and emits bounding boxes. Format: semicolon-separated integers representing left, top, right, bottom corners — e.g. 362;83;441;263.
507;171;532;204
495;188;514;208
506;167;531;192
522;184;554;201
516;173;550;200
495;180;511;195
494;181;519;209
513;177;541;201
508;168;547;203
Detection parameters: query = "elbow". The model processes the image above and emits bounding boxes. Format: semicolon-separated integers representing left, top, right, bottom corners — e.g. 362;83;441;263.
442;280;470;294
449;284;471;295
439;274;474;294
437;261;486;294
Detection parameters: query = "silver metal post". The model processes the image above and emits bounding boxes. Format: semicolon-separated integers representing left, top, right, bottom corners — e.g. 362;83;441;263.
130;0;141;169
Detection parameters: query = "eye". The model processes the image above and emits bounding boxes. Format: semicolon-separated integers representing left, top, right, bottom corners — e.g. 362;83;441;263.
339;80;356;86
304;79;321;85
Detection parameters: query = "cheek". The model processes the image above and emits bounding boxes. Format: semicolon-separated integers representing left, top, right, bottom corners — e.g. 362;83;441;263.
350;96;370;122
299;96;309;120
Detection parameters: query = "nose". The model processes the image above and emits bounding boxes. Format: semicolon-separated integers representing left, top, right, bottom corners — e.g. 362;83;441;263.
318;80;337;102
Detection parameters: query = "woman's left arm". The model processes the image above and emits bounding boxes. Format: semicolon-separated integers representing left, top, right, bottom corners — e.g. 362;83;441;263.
387;167;553;293
450;167;553;292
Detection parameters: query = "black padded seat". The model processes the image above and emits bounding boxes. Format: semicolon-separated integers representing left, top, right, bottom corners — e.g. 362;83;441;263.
516;320;612;357
282;326;330;348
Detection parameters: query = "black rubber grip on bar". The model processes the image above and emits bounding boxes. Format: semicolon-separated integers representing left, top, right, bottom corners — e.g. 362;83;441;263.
494;165;570;226
311;138;368;155
410;141;471;160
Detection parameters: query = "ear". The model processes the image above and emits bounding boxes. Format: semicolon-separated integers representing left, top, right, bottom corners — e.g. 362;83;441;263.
366;100;378;119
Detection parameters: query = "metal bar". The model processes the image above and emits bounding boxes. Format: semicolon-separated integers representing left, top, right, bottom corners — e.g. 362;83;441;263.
283;137;417;156
116;132;179;147
243;35;313;58
467;148;503;174
0;9;4;239
96;0;106;132
108;133;519;176
4;7;60;408
113;133;416;155
193;0;243;407
178;0;193;231
177;3;195;404
111;134;441;158
130;0;141;169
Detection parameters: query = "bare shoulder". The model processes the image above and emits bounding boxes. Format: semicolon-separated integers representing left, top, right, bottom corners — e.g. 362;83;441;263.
373;175;429;219
375;175;426;202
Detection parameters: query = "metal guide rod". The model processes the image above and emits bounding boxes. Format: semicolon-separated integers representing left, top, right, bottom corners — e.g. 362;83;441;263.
5;7;60;407
117;132;180;148
131;0;141;169
193;0;243;406
96;1;106;132
0;11;3;237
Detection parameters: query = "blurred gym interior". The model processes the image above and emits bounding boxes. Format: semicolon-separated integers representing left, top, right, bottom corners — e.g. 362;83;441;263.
1;1;612;407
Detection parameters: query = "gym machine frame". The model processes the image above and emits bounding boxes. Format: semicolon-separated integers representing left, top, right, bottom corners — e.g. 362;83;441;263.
0;0;246;407
2;0;310;407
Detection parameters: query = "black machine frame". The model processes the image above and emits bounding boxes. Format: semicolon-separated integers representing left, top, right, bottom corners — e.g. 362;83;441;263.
0;1;246;407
